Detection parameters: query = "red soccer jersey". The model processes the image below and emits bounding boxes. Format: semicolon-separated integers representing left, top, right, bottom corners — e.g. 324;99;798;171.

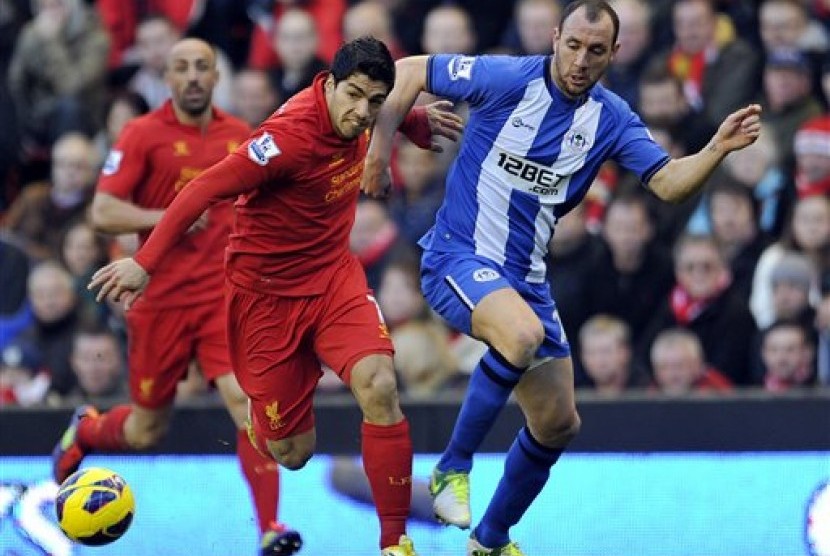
98;101;250;307
134;73;429;297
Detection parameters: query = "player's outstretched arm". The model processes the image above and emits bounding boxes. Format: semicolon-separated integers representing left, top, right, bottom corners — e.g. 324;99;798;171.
362;55;430;197
88;257;149;310
648;104;762;203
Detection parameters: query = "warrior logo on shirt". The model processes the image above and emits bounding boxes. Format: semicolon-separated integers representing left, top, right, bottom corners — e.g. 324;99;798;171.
139;378;154;400
247;132;281;166
326;162;363;202
174;166;204;191
511;117;536;132
173;140;190;156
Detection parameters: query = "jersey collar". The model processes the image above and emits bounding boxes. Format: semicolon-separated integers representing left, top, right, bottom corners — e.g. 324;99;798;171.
312;72;337;137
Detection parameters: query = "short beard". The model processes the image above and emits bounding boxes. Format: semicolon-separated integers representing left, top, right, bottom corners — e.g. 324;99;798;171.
182;100;211;117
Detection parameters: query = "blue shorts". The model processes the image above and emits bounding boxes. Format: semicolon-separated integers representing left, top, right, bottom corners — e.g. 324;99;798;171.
420;250;570;359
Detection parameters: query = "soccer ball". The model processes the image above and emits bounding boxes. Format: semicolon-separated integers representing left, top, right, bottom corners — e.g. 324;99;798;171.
55;467;135;545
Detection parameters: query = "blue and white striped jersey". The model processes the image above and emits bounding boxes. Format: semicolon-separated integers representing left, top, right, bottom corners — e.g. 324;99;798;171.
419;54;670;283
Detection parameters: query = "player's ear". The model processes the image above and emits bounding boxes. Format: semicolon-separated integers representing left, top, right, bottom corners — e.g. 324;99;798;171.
551;27;560;50
324;74;335;93
611;41;621;59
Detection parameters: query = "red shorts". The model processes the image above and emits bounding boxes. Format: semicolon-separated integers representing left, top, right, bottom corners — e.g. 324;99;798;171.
126;298;231;408
226;256;393;441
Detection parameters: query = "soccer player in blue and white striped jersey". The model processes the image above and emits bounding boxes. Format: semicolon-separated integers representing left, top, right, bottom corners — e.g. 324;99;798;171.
363;1;762;554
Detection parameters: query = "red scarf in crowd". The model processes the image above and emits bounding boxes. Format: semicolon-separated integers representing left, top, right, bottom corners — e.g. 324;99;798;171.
669;275;731;325
668;48;707;110
764;367;813;392
796;173;830;198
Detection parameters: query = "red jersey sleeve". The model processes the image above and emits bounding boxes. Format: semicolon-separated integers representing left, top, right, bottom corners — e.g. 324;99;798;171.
133;126;302;274
97;121;150;199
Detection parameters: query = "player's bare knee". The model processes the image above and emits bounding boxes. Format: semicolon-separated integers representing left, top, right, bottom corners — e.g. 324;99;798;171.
268;438;313;470
363;376;400;421
276;451;312;471
532;409;581;447
272;447;313;471
216;376;247;407
496;320;545;366
352;364;401;421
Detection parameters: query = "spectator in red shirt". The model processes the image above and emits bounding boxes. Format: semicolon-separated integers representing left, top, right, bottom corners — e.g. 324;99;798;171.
95;0;196;68
650;327;733;395
51;38;302;554
88;37;462;556
247;0;345;69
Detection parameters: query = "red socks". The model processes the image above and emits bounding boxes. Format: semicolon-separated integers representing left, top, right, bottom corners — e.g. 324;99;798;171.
237;429;280;533
76;405;131;451
361;419;413;549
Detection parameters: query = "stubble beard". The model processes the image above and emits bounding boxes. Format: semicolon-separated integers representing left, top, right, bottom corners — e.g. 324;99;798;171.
182;100;211;118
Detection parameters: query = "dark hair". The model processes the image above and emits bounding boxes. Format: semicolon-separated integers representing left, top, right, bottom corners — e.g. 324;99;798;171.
672;233;724;264
74;323;118;340
107;91;150;119
705;174;760;224
330;36;395;91
559;0;620;44
640;60;683;91
59;217;110;274
761;319;813;347
605;189;654;224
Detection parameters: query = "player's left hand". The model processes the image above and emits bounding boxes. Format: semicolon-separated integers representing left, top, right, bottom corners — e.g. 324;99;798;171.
424;100;463;152
88;258;150;310
712;104;762;153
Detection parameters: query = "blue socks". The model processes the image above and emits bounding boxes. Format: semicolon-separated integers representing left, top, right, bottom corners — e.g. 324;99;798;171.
436;349;524;473
475;427;562;548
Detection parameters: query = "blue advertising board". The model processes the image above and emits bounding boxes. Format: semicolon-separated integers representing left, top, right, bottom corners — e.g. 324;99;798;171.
1;453;828;555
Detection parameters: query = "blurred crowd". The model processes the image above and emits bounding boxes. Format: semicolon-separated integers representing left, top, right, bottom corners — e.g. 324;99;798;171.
1;0;829;408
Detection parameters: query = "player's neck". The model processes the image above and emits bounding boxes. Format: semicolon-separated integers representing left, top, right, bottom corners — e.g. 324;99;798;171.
548;60;585;103
172;103;214;130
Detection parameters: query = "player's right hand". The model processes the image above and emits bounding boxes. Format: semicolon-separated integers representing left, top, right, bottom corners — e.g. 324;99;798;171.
360;152;393;198
712;104;762;153
88;258;150;310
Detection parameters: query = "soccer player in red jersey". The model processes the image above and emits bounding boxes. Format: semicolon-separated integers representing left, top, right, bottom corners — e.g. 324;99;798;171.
88;37;463;556
52;38;302;555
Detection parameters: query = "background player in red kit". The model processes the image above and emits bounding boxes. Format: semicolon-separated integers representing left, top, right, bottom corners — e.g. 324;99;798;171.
52;38;302;555
88;37;462;556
